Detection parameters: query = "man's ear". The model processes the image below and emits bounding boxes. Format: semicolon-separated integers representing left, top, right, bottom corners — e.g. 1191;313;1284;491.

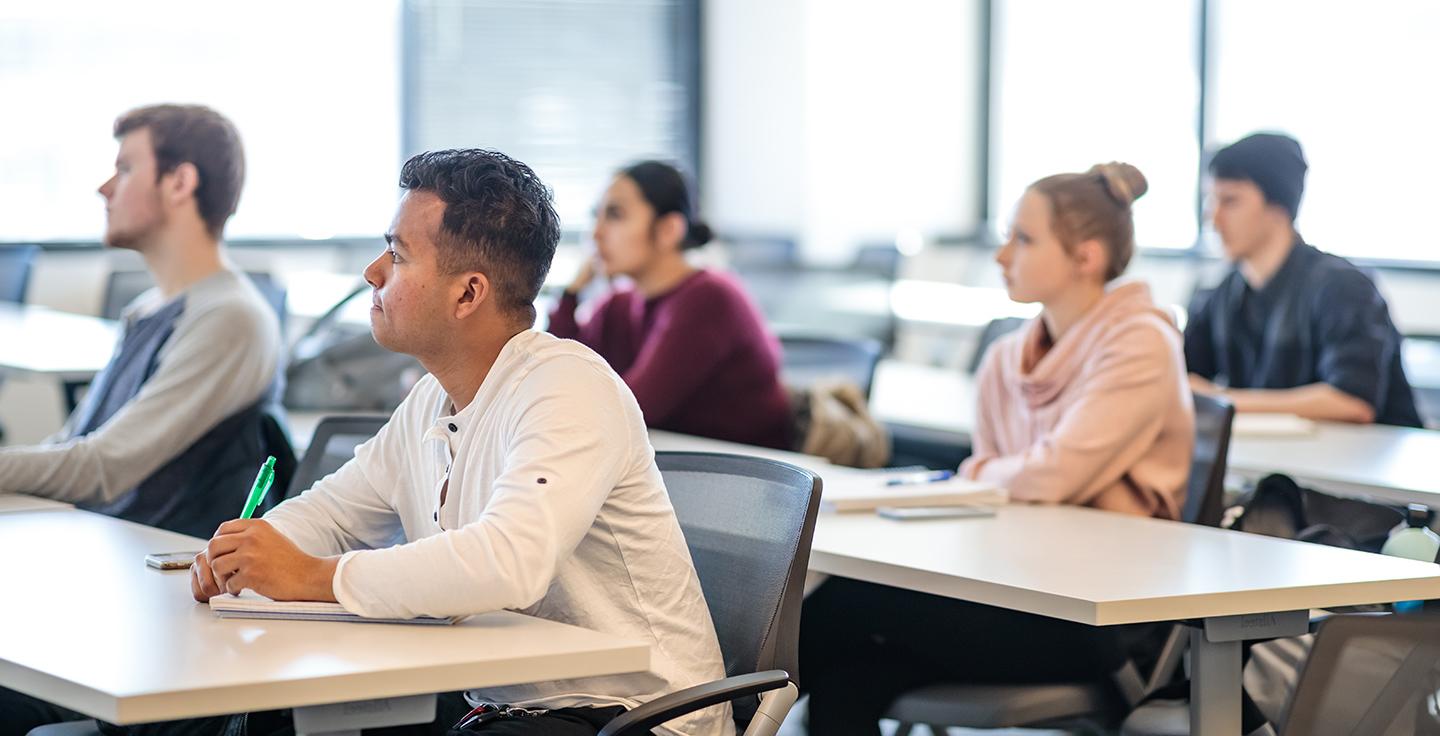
455;271;492;319
164;162;200;205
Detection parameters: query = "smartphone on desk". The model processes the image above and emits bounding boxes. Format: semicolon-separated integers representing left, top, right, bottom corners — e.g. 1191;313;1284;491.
877;506;996;521
145;551;200;570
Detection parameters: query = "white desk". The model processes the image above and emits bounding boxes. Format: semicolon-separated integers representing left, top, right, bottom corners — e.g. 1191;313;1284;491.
0;494;72;513
869;359;1440;508
869;359;977;438
648;430;1440;736
1225;420;1440;506
0;510;649;732
0;303;116;382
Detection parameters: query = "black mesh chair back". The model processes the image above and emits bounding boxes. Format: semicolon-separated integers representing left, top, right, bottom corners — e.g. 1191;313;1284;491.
655;452;822;720
287;415;389;498
1281;614;1440;736
0;244;39;304
967;317;1028;373
1185;393;1235;526
778;333;884;398
103;270;288;334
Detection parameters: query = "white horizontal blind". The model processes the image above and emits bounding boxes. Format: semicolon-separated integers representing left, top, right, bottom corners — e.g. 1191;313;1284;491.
405;0;695;229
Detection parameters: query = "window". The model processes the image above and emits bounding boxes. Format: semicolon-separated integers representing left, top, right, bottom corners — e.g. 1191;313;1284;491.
991;0;1201;250
0;1;403;241
404;0;699;229
1209;0;1440;262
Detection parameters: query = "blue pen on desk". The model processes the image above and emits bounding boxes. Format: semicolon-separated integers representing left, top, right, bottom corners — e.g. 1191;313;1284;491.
886;469;955;487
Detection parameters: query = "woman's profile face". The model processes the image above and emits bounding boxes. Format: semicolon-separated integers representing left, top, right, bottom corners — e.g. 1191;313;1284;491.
994;189;1087;305
591;175;661;279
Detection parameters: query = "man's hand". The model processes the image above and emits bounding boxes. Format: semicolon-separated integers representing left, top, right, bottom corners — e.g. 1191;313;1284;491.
193;519;339;603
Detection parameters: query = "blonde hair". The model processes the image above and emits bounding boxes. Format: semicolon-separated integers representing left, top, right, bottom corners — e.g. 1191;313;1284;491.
1028;162;1148;281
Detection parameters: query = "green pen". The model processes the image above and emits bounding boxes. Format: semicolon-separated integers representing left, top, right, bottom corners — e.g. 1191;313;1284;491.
240;456;277;520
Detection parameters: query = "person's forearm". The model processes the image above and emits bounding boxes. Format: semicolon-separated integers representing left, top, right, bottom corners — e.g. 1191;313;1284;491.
1222;383;1375;423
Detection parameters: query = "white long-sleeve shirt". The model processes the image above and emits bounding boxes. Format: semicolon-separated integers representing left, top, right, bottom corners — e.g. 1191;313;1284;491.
264;330;733;736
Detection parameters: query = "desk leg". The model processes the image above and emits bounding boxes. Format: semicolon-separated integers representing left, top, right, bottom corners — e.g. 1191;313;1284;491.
293;693;437;736
1189;629;1241;736
1191;610;1308;736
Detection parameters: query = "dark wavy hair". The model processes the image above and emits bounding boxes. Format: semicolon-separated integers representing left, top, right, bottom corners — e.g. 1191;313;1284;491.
399;149;561;324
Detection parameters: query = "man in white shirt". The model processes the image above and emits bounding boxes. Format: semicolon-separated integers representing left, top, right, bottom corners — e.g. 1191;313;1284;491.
191;149;733;736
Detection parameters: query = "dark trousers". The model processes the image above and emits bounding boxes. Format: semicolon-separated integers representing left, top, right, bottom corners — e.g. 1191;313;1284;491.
800;578;1135;736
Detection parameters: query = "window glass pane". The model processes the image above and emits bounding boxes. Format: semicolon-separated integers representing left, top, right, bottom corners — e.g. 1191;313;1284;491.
0;1;402;241
992;0;1200;250
406;0;695;230
1210;0;1440;262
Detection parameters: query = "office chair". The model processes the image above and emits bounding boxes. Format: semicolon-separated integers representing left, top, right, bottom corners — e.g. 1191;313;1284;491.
778;332;884;399
284;414;389;499
1278;613;1440;735
597;451;822;736
967;316;1028;374
885;394;1236;735
0;244;40;304
0;245;40;442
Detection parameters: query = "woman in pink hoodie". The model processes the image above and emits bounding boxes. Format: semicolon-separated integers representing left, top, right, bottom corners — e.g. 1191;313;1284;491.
800;163;1194;736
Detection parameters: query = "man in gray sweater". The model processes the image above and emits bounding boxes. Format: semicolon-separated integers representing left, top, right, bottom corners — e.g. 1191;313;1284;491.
0;104;283;544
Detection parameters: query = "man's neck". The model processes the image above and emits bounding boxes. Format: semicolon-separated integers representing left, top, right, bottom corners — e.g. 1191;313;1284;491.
1238;226;1298;290
425;325;526;414
142;224;225;300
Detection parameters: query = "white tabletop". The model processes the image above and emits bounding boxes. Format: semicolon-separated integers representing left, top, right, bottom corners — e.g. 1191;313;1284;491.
0;302;117;381
1225;420;1440;506
810;505;1440;626
869;359;977;437
0;510;650;725
649;430;1440;626
868;359;1440;507
0;494;72;513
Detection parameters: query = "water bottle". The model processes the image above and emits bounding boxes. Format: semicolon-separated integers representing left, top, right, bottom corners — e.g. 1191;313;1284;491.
1380;504;1440;612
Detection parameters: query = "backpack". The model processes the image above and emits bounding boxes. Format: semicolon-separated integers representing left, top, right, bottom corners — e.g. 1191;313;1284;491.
283;284;425;412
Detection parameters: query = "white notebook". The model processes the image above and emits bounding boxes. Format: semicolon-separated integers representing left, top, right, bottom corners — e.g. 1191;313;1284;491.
209;591;464;625
1231;413;1318;437
822;471;1007;512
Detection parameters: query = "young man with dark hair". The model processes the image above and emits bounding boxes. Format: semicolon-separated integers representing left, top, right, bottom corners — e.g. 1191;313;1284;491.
1185;132;1421;427
0;104;283;733
189;149;733;735
0;104;283;534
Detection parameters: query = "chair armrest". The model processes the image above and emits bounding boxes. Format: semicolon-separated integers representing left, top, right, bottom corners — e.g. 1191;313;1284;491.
596;670;792;736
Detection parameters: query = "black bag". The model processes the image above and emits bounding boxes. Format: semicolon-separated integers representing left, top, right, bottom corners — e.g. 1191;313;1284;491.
284;284;425;412
1228;473;1405;554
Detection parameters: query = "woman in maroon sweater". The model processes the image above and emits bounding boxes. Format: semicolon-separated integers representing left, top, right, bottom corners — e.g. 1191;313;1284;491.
548;161;793;450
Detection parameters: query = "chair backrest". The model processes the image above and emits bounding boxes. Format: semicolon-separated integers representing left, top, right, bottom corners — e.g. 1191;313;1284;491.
778;332;884;398
967;316;1028;373
850;243;903;280
103;270;287;333
286;414;389;498
1184;393;1235;526
655;452;822;719
1281;614;1440;736
0;244;40;304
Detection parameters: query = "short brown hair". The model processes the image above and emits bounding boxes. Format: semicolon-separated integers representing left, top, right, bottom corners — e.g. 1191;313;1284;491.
1028;162;1148;281
114;104;245;239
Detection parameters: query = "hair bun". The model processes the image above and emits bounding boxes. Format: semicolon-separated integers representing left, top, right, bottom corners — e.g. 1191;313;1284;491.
685;221;714;248
1089;162;1148;207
